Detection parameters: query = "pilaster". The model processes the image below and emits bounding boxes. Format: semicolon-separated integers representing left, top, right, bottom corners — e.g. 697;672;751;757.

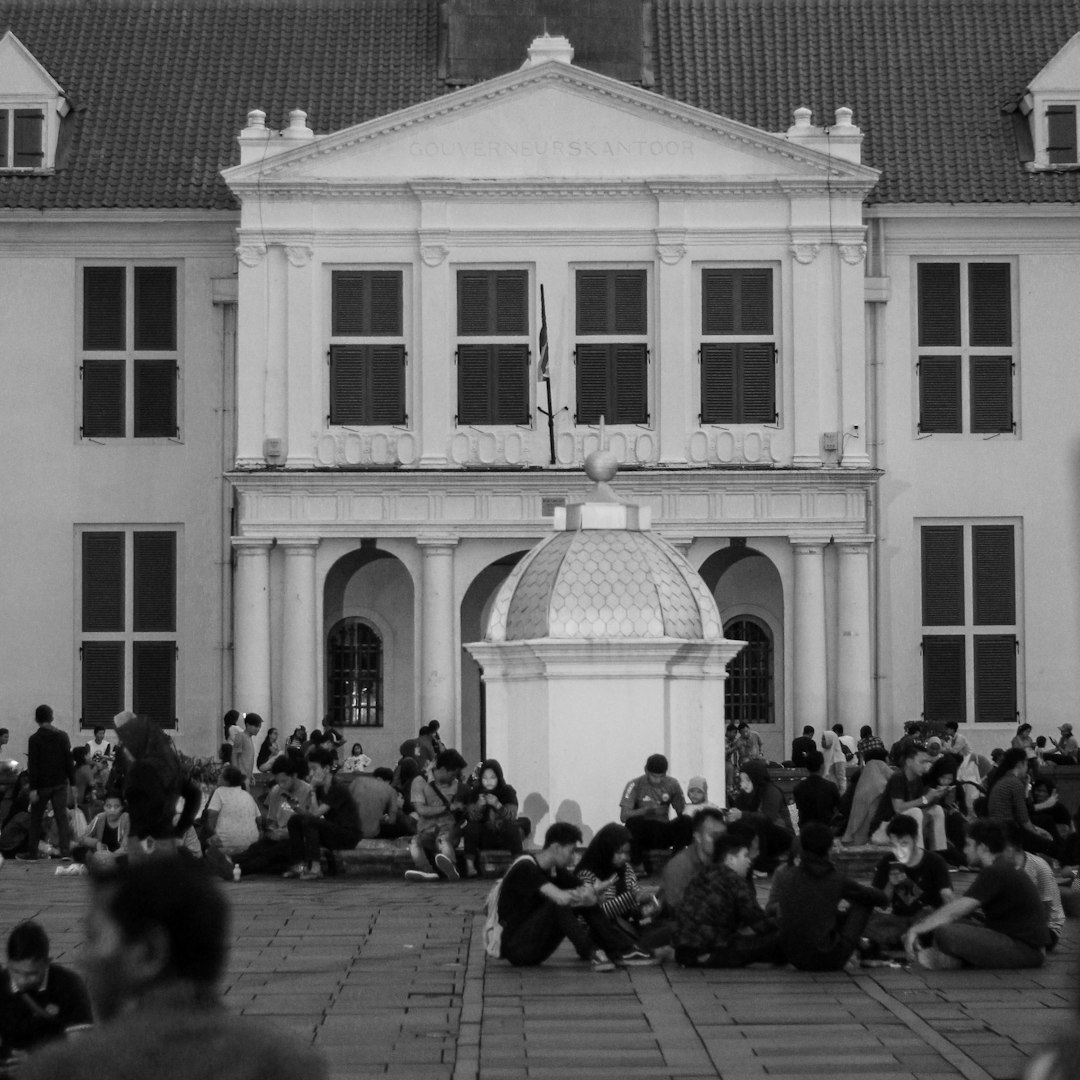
791;538;829;732
279;539;319;732
836;539;874;731
232;538;272;721
418;535;459;745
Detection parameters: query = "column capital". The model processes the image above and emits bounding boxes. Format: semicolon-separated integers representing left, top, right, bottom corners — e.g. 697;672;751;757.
790;536;832;553
417;534;459;550
232;537;273;553
834;536;875;554
277;537;320;554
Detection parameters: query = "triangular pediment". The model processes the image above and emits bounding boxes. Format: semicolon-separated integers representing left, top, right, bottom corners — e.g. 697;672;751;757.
1030;30;1080;93
224;60;877;189
0;31;65;99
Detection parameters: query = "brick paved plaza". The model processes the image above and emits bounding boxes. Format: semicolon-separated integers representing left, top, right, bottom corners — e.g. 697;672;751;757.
1;861;1074;1080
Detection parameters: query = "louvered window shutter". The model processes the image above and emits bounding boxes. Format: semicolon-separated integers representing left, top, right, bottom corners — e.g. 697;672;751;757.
702;270;772;334
134;359;177;437
368;272;402;335
83;267;126;350
918;264;961;347
494;272;528;334
972;525;1015;625
329;345;365;425
133;641;176;727
0;112;7;168
12;109;44;167
1047;105;1078;165
576;271;611;335
82;532;125;632
457;344;492;425
968;264;1011;347
367;345;407;424
613;271;647;334
133;531;176;632
332;272;366;336
134;267;177;350
494;344;529;424
613;343;648;424
82;359;126;438
700;344;736;423
969;356;1012;433
740;344;776;423
575;343;609;424
918;356;962;433
458;272;492;335
332;271;402;336
974;635;1017;724
921;525;964;626
81;642;125;727
923;636;967;723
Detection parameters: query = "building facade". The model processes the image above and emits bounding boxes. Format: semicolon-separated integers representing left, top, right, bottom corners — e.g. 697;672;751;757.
2;0;1079;771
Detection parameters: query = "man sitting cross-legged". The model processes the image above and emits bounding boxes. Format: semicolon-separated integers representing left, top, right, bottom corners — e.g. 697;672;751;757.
772;822;888;971
283;747;361;881
495;822;628;972
904;819;1050;969
673;830;782;968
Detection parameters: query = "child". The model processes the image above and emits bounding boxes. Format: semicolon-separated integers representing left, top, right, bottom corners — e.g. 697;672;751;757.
340;742;373;774
683;776;722;817
73;795;130;866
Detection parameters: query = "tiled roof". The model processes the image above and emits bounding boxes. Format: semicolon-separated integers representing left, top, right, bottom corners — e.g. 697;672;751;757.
0;0;444;210
1;0;1079;210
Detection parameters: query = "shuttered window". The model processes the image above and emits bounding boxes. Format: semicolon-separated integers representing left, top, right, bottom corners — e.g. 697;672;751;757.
455;270;530;426
329;270;407;427
921;522;1019;724
80;265;180;438
80;528;179;729
0;108;45;169
574;270;648;425
1047;105;1078;165
916;262;1014;435
700;268;777;426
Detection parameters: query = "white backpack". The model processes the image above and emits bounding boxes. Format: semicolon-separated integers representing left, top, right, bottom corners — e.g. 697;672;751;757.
483;855;535;958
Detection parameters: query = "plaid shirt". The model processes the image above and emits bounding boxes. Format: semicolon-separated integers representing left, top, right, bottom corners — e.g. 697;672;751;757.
857;736;885;757
673;864;771;951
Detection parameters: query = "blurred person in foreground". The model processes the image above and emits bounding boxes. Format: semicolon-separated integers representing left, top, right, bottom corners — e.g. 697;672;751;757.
21;855;327;1080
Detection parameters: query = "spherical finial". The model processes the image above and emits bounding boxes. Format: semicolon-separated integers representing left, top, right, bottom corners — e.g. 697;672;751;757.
584;448;618;483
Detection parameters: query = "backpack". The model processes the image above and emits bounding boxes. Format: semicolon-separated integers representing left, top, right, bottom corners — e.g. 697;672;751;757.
483;855;535;959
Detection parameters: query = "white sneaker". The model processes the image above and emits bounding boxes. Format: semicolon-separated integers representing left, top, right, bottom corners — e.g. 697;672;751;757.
434;853;460;881
404;869;439;883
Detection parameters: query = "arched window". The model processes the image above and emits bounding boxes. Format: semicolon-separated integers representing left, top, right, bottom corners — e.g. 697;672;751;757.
326;618;383;727
724;617;774;725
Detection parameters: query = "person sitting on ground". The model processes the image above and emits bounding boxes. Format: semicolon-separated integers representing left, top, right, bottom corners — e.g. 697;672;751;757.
494;822;622;972
283;747;361;881
790;726;817;770
987;748;1059;861
204;766;262;861
232;755;315;877
658;808;728;915
339;742;373;775
732;759;794;872
462;759;523;878
856;725;886;765
0;920;92;1067
865;814;955;953
888;721;923;767
619;754;691;871
1012;722;1038;762
73;793;130;867
903;819;1050;970
406;748;467;883
20;856;328;1080
793;750;840;828
85;726;114;763
1046;722;1079;766
772;822;888;971
256;726;281;771
0;771;32;857
1001;822;1065;951
71;745;96;815
942;721;971;760
673;832;782;968
286;726;307;750
573;823;658;963
683;776;722;817
1028;775;1077;863
347;769;411;841
869;743;947;854
924;753;968;858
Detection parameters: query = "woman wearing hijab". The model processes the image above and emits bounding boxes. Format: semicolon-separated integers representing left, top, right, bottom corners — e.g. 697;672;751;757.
732;759;794;872
462;759;523;877
820;730;849;796
841;748;893;845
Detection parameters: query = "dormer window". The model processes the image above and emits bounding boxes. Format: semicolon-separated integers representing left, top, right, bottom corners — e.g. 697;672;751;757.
0;31;67;172
1046;104;1077;164
1024;30;1080;170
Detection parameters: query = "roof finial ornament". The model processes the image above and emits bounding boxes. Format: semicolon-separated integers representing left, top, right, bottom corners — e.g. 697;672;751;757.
584;415;620;500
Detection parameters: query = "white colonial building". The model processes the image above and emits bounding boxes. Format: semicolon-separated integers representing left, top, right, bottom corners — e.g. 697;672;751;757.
2;0;1079;778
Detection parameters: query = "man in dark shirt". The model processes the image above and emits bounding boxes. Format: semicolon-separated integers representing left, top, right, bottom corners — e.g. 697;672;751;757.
904;819;1049;969
790;726;817;769
619;754;691;867
869;743;947;852
23;705;75;861
792;751;839;827
987;749;1058;859
496;822;622;970
284;747;360;880
0;920;92;1065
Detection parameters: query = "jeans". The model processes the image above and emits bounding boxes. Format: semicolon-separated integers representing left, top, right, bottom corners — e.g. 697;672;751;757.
625;817;693;862
500;902;634;966
931;921;1045;969
27;784;71;858
675;930;784;968
463;819;523;858
286;814;360;865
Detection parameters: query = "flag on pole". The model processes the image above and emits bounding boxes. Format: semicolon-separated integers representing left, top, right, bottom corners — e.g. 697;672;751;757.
538;284;550;380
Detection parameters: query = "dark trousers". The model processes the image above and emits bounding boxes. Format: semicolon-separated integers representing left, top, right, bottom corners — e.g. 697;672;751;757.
786;900;876;971
625;817;693;862
464;819;523;857
500;901;634;966
287;814;360;865
27;784;71;858
235;836;295;875
675;930;783;968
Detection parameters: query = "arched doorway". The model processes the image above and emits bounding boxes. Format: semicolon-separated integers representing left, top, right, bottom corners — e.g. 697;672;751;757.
723;616;774;726
326;617;383;728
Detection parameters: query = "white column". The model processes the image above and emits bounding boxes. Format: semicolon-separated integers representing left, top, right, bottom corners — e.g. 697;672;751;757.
280;539;319;733
837;539;874;731
418;536;459;746
792;539;829;733
233;538;272;721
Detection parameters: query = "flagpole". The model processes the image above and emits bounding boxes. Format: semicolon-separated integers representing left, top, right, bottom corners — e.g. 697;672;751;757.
539;284;556;465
